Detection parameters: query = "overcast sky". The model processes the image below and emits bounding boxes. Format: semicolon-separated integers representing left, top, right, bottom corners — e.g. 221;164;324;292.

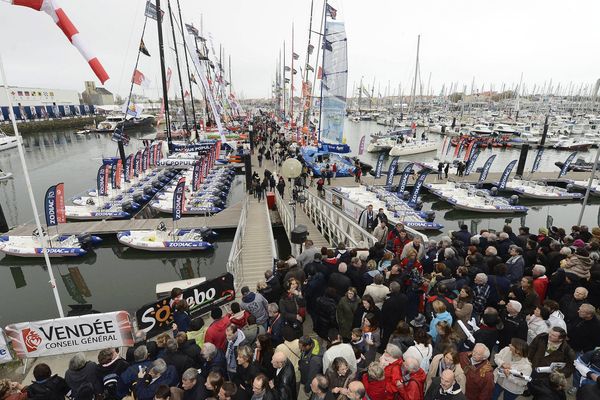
1;0;600;100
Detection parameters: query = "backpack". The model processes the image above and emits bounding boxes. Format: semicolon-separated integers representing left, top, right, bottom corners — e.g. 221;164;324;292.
70;381;95;400
28;375;69;400
101;373;119;400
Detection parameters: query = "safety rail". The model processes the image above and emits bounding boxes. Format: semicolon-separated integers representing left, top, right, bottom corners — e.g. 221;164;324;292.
274;188;296;247
264;198;278;260
300;189;378;248
226;196;248;293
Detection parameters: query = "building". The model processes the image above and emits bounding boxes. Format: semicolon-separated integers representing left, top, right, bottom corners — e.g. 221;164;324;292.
81;81;114;106
0;85;91;121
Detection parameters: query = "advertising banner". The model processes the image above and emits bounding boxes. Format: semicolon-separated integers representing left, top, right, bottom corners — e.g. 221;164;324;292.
0;329;12;364
4;311;134;358
135;273;235;337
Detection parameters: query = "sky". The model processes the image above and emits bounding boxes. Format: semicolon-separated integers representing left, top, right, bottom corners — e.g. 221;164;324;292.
1;0;600;100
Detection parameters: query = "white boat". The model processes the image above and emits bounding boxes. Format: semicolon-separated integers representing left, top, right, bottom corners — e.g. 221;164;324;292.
470;124;493;136
495;178;584;200
117;225;215;252
389;140;437;156
0;234;88;257
552;139;594;151
570;179;600;196
493;124;520;136
0;131;18;151
425;182;528;214
367;137;396;153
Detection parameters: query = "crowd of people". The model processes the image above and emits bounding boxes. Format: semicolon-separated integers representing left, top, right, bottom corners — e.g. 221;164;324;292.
4;118;600;400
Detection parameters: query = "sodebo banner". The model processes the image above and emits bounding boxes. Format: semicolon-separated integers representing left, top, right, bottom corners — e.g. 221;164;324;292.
4;311;134;358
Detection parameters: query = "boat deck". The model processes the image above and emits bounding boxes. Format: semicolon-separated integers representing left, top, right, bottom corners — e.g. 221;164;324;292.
6;201;243;236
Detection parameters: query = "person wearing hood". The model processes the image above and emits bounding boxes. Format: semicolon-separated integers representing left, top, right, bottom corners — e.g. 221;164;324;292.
242;315;266;347
298;335;324;396
563;247;592;280
240;286;270;329
224;324;246;382
429;301;453;342
135;359;178;400
505;246;525;284
64;352;103;399
425;369;467;400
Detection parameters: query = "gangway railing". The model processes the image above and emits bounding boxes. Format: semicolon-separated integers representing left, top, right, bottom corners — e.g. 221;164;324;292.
300;189;378;248
226;196;248;292
274;189;296;250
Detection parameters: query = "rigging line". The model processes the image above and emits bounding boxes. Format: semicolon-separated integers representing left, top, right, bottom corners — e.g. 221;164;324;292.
175;0;198;135
117;0;144;101
166;0;190;131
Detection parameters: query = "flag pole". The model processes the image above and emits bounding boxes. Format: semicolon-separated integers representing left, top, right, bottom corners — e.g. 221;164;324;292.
0;52;64;318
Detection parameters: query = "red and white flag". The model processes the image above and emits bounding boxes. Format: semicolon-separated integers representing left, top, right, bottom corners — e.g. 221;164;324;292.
2;0;109;84
132;69;151;88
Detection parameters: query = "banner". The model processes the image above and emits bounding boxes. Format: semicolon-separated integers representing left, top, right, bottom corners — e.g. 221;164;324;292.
133;151;142;177
478;155;496;184
142;147;149;172
44;185;57;227
149;144;156;167
109;162;116;190
5;311;134;359
97;165;107;196
408;168;431;206
385;157;400;189
453;138;462;158
115;160;122;189
396;163;414;194
463;141;476;162
498;160;517;189
157;142;163;162
374;153;385;179
172;177;186;221
192;162;201;192
358;135;365;155
171;143;214;152
0;329;12;364
135;273;235;337
124;154;133;182
465;149;480;176
531;147;544;173
558;151;577;178
55;183;65;224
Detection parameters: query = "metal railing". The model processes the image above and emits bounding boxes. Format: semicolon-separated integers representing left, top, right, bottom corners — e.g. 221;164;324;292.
264;198;278;260
226;196;248;293
300;189;378;248
274;189;295;248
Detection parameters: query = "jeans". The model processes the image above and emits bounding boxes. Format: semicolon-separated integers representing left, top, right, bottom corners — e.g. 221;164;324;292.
573;351;583;389
492;383;519;400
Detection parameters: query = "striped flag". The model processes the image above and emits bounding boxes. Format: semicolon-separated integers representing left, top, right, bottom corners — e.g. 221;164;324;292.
3;0;109;84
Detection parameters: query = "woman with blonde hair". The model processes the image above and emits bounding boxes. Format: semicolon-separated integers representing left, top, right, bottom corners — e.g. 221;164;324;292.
425;346;466;392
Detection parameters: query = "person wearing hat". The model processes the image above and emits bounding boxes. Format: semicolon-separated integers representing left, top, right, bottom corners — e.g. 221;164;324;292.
411;314;427;329
498;300;527;349
563;247;592;280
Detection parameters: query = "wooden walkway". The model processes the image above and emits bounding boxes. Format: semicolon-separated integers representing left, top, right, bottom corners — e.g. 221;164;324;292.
6;201;243;236
239;198;275;291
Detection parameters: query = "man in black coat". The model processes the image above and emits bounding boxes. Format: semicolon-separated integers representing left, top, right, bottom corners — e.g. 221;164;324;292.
126;330;159;363
181;368;210;400
327;263;352;299
498;300;528;348
424;369;467;400
568;303;600;354
259;269;282;304
380;282;407;350
27;363;70;400
270;352;297;400
160;339;194;381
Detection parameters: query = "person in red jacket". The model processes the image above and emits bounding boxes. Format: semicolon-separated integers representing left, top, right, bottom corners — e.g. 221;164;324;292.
393;230;411;259
394;357;427;400
532;264;549;302
362;361;387;400
204;307;231;351
380;344;404;400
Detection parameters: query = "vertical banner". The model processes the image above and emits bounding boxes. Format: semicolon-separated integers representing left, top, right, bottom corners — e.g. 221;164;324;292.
124;154;133;182
153;144;159;166
478;155;496;184
531;147;544;173
134;151;142;177
44;185;57;227
453;137;462;158
109;162;116;190
408;168;431;206
374;153;385;179
4;311;134;359
498;160;517;189
0;329;12;364
465;149;481;176
396;163;414;194
385;157;400;189
157;142;163;162
358;135;365;155
440;136;448;157
202;158;209;178
558;151;578;178
55;183;66;224
463;141;476;162
142;147;149;172
192;162;201;192
216;140;221;160
149;144;156;167
97;165;107;196
115;160;123;189
172;177;186;221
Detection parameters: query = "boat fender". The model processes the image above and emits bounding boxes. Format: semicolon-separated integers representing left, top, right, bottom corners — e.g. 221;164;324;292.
414;199;424;211
122;201;136;213
566;183;574;192
424;210;436;222
509;195;519;205
490;187;498;196
402;190;410;201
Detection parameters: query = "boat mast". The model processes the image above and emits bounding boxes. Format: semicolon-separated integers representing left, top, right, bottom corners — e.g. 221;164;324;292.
166;0;190;133
156;0;172;150
409;34;420;115
175;0;198;135
291;23;295;126
283;40;286;120
317;0;328;143
302;0;315;137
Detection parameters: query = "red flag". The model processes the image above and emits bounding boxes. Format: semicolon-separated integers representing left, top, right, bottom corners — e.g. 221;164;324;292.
317;66;323;79
132;69;150;88
55;182;66;224
115;160;122;188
